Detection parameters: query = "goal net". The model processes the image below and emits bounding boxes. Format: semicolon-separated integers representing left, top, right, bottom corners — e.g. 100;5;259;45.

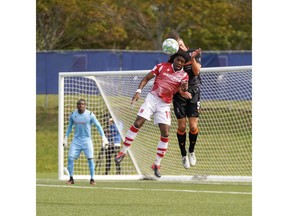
58;66;252;182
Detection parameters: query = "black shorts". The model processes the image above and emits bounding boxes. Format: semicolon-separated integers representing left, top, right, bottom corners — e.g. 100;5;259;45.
173;92;201;119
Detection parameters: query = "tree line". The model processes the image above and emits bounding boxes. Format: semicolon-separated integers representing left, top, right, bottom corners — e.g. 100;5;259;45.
36;0;252;51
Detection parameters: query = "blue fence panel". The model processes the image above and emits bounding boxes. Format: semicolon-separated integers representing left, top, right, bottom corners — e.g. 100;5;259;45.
201;71;252;101
36;50;251;94
122;52;168;70
87;51;121;71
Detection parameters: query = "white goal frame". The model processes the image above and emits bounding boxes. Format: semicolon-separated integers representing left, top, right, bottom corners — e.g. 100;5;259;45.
58;66;252;182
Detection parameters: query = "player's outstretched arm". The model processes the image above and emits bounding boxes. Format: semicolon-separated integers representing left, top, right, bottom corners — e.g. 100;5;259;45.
187;48;202;76
168;30;188;52
131;71;155;105
92;115;109;148
63;116;73;148
190;48;202;59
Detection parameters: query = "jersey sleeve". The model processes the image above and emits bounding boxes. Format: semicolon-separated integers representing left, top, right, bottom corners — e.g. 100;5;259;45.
65;113;74;137
151;63;163;76
91;113;105;137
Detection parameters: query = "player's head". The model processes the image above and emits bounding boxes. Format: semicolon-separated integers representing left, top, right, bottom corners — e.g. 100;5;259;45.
109;118;114;125
168;50;190;64
169;50;190;71
171;55;186;71
76;99;86;113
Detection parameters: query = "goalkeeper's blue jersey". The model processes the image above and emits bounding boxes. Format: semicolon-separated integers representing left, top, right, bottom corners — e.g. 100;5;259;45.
65;109;104;142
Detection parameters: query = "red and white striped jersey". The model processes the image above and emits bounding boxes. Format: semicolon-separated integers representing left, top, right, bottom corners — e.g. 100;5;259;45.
150;62;188;103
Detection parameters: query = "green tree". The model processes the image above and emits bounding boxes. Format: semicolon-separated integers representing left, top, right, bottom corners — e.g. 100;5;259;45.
37;0;81;50
36;0;251;51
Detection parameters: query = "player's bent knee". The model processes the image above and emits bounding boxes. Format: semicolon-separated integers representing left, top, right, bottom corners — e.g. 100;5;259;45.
190;127;199;134
133;122;142;129
161;133;169;138
177;126;186;133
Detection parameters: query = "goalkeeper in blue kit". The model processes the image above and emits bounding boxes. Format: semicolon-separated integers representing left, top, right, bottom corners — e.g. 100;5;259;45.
63;99;108;185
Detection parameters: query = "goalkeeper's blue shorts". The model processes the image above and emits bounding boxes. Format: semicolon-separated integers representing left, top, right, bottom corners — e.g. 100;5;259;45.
68;139;94;159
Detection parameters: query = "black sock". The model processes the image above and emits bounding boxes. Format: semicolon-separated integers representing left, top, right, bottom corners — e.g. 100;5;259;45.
177;132;187;156
189;131;198;153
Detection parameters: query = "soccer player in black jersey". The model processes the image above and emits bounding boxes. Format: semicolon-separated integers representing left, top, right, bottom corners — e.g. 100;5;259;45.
168;30;202;169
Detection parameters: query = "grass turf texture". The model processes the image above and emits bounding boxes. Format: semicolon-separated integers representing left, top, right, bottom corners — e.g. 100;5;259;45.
37;175;251;216
37;95;59;173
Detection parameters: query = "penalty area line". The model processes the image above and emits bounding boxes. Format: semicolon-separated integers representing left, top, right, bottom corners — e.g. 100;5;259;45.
36;184;251;195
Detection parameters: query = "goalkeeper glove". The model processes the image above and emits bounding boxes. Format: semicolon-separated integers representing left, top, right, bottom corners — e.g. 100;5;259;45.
63;136;68;148
102;136;109;149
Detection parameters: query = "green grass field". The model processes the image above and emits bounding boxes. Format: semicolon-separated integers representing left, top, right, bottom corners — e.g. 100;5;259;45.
36;95;252;216
37;174;251;216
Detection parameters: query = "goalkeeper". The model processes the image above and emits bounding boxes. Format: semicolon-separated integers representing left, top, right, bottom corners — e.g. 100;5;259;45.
63;99;108;185
168;30;202;169
115;51;193;178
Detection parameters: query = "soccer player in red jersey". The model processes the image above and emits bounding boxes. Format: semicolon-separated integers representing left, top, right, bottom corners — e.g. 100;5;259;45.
115;51;190;178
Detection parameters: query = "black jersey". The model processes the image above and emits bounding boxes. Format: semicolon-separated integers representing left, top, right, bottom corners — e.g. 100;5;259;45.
184;48;202;92
172;48;202;104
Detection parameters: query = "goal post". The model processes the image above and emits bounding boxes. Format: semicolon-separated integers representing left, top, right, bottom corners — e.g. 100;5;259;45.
58;66;252;182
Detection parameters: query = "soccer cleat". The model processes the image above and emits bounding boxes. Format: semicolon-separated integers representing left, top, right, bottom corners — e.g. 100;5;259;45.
189;152;197;166
90;179;96;185
182;156;190;169
115;152;126;164
151;164;161;178
66;178;74;185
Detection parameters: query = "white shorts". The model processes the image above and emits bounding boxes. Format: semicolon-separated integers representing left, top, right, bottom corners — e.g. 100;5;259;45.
137;93;171;125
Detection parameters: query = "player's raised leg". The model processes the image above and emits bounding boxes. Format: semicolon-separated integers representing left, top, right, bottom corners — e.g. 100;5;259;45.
188;117;199;166
188;128;198;166
115;116;146;164
152;135;169;178
115;124;139;163
151;120;170;178
176;117;191;169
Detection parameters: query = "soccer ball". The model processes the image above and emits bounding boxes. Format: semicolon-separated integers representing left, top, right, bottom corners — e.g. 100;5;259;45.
162;38;179;55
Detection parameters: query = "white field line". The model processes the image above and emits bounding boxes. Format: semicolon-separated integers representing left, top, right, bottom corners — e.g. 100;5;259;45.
36;184;251;195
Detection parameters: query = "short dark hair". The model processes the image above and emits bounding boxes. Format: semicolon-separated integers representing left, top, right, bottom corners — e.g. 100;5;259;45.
77;99;86;105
